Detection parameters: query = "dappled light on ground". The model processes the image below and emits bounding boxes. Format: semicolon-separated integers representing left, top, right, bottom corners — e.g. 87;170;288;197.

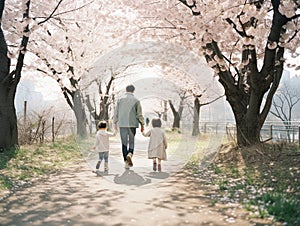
0;161;255;226
76;130;223;186
0;131;242;226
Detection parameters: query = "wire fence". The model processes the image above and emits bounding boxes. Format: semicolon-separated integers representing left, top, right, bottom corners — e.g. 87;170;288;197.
196;121;300;146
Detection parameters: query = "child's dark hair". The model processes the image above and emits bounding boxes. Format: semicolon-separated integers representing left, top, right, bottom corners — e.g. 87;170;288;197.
98;121;107;129
152;118;162;128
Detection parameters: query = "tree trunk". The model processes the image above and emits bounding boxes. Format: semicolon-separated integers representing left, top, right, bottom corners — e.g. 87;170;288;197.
173;113;180;129
99;98;109;121
163;100;168;121
86;77;114;127
192;97;200;136
200;1;287;147
0;2;15;151
235;116;260;146
0;84;18;151
0;0;30;150
169;100;182;129
225;79;262;146
227;68;280;146
73;90;87;138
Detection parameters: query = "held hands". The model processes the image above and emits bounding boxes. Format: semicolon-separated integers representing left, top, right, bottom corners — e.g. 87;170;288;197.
141;126;144;133
114;124;118;132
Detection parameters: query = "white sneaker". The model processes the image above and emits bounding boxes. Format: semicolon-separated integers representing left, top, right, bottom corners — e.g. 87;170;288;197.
126;153;133;167
104;163;109;171
124;161;130;169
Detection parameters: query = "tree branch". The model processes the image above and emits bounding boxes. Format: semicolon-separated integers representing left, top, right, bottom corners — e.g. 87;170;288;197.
200;94;225;107
37;1;95;25
178;0;201;16
37;0;64;25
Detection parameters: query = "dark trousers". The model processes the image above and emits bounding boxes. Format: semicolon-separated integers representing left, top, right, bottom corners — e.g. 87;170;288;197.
119;127;136;161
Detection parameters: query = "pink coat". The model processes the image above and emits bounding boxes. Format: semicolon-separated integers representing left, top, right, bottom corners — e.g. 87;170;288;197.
143;128;167;160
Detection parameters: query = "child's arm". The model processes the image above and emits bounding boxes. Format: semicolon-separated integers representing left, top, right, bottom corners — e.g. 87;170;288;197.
92;134;98;151
142;130;151;137
163;132;167;149
107;131;116;137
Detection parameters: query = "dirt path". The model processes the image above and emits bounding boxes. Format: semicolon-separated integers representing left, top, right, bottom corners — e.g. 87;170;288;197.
0;135;253;226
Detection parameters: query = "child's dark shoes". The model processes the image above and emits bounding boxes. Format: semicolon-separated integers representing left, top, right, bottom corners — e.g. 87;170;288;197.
153;162;157;171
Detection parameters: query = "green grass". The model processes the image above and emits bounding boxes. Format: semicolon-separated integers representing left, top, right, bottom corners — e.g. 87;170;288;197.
0;148;17;170
165;131;218;167
0;175;13;190
217;166;299;225
258;193;300;225
185;142;300;225
0;137;82;191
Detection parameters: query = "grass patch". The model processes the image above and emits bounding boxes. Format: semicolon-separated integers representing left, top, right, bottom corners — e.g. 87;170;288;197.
0;175;13;190
165;131;218;167
258;193;300;225
204;143;300;225
0;137;81;191
0;148;17;170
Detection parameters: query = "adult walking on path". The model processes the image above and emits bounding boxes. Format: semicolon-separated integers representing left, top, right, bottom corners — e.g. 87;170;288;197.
114;85;145;169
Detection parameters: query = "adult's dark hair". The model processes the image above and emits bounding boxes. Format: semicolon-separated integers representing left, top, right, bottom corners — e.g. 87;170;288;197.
126;85;135;92
152;118;162;128
98;121;107;129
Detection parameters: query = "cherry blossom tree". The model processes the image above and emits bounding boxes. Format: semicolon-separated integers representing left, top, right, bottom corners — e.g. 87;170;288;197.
0;0;35;150
0;1;93;148
0;0;19;151
29;1;112;138
1;0;139;141
190;91;224;136
169;90;188;129
85;68;116;125
125;0;300;146
0;0;102;147
29;1;140;137
270;81;300;141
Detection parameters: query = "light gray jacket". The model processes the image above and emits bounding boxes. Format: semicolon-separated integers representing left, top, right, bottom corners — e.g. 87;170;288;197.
114;93;144;128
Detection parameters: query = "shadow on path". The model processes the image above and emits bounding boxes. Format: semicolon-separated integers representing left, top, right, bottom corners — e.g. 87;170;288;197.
0;167;125;226
0;133;257;226
113;169;151;186
146;172;169;179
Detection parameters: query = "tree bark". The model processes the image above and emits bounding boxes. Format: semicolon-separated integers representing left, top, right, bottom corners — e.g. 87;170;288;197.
192;97;200;136
0;2;13;151
169;100;182;129
85;76;115;128
72;89;87;138
0;0;31;150
201;1;288;147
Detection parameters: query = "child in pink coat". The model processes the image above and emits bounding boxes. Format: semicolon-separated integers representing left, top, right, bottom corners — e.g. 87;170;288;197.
142;118;167;172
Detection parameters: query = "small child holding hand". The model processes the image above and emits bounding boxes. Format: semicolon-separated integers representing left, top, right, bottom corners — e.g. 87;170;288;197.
142;118;167;172
93;121;116;172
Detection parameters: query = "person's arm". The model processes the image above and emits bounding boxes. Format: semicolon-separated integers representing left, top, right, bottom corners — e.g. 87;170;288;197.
142;130;151;137
113;100;119;131
163;132;167;149
107;131;116;137
93;133;99;150
136;100;145;132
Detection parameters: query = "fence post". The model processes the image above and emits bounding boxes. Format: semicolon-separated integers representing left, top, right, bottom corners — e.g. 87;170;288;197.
270;125;273;141
204;123;207;133
24;101;27;124
52;117;55;143
299;126;300;146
